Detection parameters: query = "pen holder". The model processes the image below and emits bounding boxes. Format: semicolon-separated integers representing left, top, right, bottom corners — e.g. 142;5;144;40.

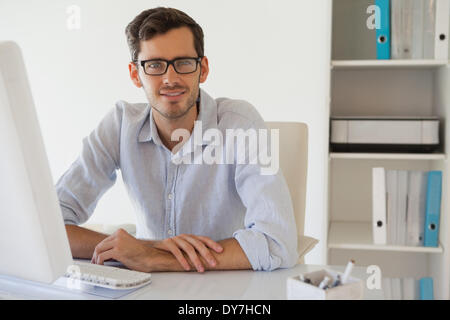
287;269;364;300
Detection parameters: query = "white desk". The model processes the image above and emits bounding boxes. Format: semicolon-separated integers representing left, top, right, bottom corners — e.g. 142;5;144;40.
0;264;384;300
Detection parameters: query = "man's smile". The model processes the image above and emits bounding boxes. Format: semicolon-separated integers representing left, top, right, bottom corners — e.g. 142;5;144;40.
160;89;186;100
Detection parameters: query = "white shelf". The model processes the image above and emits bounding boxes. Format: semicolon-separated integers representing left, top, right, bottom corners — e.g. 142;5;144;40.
329;153;446;160
328;221;443;253
331;60;448;69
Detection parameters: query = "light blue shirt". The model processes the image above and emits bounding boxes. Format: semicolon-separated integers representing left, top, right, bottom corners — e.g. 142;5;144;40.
56;89;298;271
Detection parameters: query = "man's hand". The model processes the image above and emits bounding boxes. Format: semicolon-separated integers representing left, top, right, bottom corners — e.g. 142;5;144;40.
90;229;250;273
91;228;155;272
152;234;223;272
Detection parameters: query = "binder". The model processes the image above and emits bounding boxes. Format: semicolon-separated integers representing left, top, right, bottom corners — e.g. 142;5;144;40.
424;171;442;247
372;168;387;244
391;0;413;59
391;278;403;300
391;0;426;59
419;277;434;300
434;0;450;60
382;278;392;300
397;170;408;245
406;171;427;246
386;170;398;245
411;0;424;59
423;0;436;59
376;0;391;59
402;278;418;300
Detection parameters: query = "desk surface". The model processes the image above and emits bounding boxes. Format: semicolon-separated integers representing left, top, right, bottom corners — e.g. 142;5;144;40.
0;264;384;300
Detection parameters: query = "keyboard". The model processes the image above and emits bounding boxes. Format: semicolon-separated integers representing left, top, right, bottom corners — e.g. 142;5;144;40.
64;261;152;290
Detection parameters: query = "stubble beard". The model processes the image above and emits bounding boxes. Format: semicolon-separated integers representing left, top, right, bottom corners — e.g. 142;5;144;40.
153;89;198;120
143;81;199;120
139;69;202;120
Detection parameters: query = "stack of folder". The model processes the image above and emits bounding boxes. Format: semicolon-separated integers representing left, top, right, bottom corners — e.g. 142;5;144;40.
375;0;449;60
382;277;434;300
372;168;442;247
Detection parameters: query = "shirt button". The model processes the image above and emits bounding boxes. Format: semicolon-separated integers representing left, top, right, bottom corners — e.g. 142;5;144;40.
168;193;173;200
168;229;173;235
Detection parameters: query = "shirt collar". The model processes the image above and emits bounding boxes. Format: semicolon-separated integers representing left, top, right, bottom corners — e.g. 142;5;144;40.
138;88;218;145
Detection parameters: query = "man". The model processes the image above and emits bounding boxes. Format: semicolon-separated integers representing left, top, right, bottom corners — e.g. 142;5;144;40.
57;7;298;273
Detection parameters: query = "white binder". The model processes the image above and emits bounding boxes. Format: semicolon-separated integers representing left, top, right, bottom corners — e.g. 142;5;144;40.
435;0;450;60
372;168;387;245
391;0;425;59
402;278;419;300
406;171;427;246
391;0;413;59
411;0;424;59
382;278;392;300
423;0;436;59
392;278;403;300
397;170;408;246
386;170;398;245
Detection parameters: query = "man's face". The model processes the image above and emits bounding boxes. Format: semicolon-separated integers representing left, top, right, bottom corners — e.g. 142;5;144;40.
129;27;209;120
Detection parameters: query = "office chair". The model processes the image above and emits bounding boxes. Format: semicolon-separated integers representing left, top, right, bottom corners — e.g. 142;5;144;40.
266;122;318;264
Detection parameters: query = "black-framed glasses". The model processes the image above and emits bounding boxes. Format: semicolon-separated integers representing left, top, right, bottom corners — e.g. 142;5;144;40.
137;57;202;76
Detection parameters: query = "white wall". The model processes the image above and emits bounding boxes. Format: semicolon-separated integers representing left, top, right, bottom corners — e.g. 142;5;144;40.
0;0;331;264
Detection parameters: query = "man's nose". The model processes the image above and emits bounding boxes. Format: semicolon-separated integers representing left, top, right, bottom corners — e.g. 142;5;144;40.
162;64;179;85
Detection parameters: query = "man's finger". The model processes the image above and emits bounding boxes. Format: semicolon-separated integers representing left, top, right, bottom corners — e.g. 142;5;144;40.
92;238;116;263
179;234;217;267
96;249;117;265
195;235;223;253
172;237;205;272
164;239;191;271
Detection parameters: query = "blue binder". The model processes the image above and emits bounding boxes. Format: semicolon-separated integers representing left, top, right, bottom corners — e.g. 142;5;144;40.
376;0;391;59
424;171;442;247
419;277;434;300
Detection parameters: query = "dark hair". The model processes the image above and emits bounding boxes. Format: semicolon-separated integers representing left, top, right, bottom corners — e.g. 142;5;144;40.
125;7;204;62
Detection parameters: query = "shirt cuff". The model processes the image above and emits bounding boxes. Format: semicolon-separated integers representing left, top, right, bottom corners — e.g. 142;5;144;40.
233;229;272;271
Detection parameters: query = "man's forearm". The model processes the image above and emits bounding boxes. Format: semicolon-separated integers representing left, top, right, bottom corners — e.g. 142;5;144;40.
148;238;252;272
65;225;109;259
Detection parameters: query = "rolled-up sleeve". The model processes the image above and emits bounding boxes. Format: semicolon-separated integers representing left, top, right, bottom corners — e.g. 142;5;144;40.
231;112;298;271
55;103;123;225
233;165;298;271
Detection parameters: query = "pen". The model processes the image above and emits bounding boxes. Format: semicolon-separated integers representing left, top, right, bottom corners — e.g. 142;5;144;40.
331;274;341;288
318;276;331;290
341;259;355;284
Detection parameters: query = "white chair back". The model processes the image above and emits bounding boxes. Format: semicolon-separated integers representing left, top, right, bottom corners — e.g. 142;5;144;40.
266;122;317;263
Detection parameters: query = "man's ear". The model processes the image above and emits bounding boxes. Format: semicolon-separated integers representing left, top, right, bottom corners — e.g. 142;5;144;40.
128;62;142;88
199;56;209;84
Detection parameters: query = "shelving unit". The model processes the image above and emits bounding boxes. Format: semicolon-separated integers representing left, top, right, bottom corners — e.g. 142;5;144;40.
332;59;447;69
328;0;450;299
329;152;446;160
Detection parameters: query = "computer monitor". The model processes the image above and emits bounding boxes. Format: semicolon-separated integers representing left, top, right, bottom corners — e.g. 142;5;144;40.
0;41;73;284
